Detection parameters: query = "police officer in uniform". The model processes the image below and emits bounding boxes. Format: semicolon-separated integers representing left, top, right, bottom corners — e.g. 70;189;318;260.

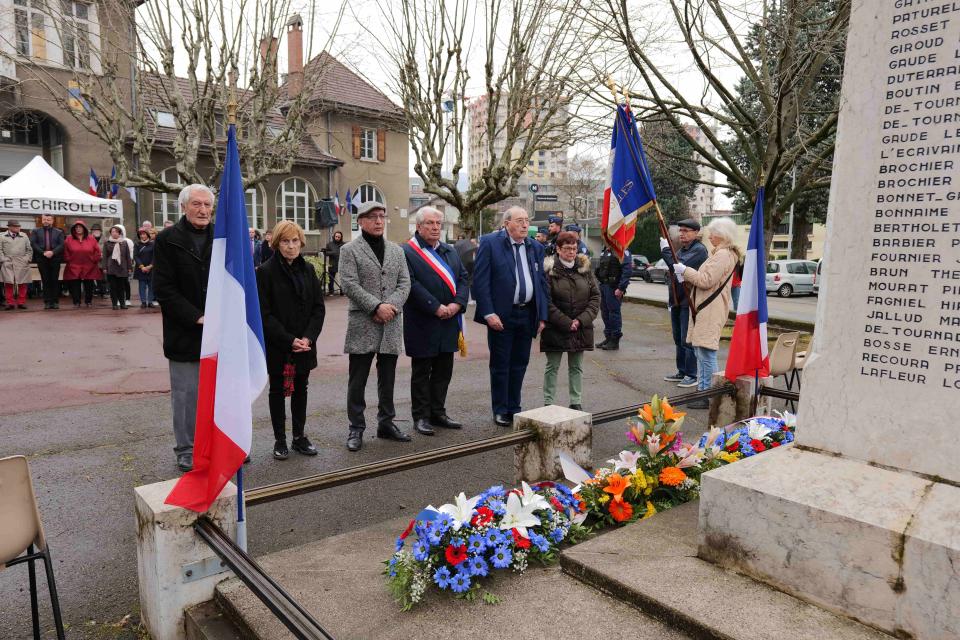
595;243;632;350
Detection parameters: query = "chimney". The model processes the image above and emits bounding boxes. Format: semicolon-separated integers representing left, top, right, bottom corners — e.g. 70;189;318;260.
286;14;303;99
259;36;279;87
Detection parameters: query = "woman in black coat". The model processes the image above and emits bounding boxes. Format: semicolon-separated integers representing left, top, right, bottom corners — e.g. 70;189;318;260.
256;221;325;460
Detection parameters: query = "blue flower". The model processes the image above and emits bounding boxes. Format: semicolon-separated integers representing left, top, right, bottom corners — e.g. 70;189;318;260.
491;545;513;569
427;528;444;546
413;540;430;562
529;532;550;553
450;536;465;548
487;499;507;516
549;528;565;544
388;556;398;577
467;534;486;554
433;566;452;589
435;513;454;534
394;537;405;552
468;556;489;577
481;485;505;501
483;528;503;547
450;570;471;593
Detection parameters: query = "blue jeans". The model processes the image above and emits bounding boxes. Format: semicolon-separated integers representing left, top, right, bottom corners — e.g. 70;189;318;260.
731;286;740;312
693;346;718;391
600;284;622;338
138;278;153;305
670;305;697;378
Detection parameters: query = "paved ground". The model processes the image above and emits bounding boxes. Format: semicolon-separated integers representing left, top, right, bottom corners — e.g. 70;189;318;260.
0;293;794;639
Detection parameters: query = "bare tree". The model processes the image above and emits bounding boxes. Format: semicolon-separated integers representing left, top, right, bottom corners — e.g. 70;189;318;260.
557;154;605;220
5;0;344;192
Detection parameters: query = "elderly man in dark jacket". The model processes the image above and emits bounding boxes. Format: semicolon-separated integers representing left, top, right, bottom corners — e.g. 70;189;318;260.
402;207;469;436
153;184;215;471
661;218;709;388
30;214;65;309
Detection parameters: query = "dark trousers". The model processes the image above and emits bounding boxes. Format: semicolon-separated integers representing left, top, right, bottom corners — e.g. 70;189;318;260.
487;305;534;416
347;352;398;430
108;275;128;307
268;371;309;441
600;284;623;338
327;267;338;294
68;280;94;305
36;257;61;304
670;304;697;378
410;352;454;420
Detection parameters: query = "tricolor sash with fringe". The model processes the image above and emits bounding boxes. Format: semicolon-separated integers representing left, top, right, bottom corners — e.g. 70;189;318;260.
407;237;467;357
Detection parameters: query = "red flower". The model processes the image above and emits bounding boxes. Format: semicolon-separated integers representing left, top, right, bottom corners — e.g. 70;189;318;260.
471;506;494;527
399;519;415;540
536;481;556;489
770;441;781;448
608;499;633;523
512;528;531;549
750;439;767;453
445;543;468;565
781;425;790;431
726;440;740;452
549;497;564;511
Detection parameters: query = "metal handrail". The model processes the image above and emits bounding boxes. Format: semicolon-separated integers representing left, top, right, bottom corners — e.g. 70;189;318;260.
592;385;737;425
194;516;334;640
756;385;800;402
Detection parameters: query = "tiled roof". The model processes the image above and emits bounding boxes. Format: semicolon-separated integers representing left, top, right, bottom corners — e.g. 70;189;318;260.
137;73;342;168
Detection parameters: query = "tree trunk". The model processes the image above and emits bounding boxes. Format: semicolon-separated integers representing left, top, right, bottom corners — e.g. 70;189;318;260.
791;219;811;259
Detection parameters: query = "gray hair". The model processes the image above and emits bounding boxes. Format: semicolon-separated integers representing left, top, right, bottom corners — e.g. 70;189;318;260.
178;184;215;212
502;206;528;224
704;217;738;246
414;206;444;225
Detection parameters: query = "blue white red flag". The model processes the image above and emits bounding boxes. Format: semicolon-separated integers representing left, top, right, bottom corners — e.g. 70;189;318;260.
89;168;98;196
110;166;119;199
351;189;362;209
601;105;656;259
725;188;770;381
165;124;268;513
334;190;341;215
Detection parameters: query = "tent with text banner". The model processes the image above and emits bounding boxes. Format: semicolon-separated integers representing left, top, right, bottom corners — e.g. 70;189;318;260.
0;156;123;223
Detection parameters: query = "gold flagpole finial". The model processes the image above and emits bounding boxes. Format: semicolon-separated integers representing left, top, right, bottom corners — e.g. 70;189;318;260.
606;76;618;104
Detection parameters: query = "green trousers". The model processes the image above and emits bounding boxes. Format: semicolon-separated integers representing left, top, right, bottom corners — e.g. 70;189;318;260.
543;351;584;406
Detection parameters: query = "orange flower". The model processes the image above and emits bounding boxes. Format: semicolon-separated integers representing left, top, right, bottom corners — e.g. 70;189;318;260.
659;466;687;487
661;400;686;423
660;432;677;448
603;473;630;503
638;404;654;424
608;499;634;522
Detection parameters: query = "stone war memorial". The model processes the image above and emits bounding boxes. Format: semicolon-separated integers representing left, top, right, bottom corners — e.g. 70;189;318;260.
698;1;960;638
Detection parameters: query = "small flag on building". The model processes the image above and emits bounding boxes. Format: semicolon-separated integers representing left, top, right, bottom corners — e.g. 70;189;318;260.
351;190;362;211
109;166;119;199
88;168;98;196
334;191;341;215
345;188;352;214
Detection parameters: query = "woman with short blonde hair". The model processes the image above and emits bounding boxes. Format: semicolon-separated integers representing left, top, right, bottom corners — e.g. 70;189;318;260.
271;220;306;251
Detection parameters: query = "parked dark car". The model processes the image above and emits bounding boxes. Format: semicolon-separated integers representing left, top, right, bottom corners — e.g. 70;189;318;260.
631;255;651;281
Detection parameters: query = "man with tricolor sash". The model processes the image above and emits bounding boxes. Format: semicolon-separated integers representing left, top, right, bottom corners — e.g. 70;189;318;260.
402;207;469;436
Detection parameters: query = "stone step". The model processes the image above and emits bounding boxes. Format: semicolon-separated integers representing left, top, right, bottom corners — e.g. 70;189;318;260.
560;501;893;640
184;599;248;640
214;514;691;640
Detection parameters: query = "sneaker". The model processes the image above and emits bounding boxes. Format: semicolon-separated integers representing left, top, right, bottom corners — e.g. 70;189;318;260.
291;436;318;456
677;376;698;388
663;372;684;382
273;440;289;460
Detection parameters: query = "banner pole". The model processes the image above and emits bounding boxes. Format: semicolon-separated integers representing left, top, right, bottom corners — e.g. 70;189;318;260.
236;465;247;552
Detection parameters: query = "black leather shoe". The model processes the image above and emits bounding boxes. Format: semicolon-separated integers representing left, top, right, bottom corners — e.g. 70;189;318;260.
430;414;462;429
569;404;583;411
377;423;412;442
494;414;512;427
346;428;363;452
414;419;435;436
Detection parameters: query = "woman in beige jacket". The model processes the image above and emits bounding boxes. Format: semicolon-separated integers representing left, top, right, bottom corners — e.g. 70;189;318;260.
672;217;742;407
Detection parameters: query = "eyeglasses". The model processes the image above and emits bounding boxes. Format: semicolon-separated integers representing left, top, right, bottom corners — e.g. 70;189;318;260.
361;214;388;221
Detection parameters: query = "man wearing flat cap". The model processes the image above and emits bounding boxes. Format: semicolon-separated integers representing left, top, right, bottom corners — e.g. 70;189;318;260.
0;221;32;310
660;218;708;388
340;201;411;452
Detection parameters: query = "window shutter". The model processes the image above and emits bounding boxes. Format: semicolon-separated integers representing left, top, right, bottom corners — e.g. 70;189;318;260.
352;126;361;159
377;128;386;162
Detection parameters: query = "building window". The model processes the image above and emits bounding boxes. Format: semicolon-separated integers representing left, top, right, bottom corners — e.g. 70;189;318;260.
152;167;184;227
277;178;316;231
357;183;384;207
360;128;376;160
61;1;92;69
14;0;47;59
245;186;265;231
155;111;175;128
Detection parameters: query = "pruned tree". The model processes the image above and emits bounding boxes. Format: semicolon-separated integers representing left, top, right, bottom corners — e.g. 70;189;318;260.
379;0;600;224
5;0;343;192
586;0;849;248
556;154;604;220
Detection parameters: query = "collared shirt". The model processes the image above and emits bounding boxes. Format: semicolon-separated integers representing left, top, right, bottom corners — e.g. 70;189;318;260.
512;239;533;304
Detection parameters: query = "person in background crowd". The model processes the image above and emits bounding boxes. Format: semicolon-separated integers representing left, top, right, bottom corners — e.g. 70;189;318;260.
120;225;135;305
134;227;157;308
673;217;741;409
163;220;175;229
731;257;743;311
534;230;548;245
257;220;325;460
541;231;600;410
102;225;133;310
30;214;65;309
258;230;275;265
90;223;107;298
472;206;549;426
594;243;632;350
543;215;563;256
64;220;101;308
141;220;154;232
0;220;32;310
153;184;215;472
564;224;591;257
324;230;345;295
340;201;412;452
661;218;709;389
402;207;469;436
249;228;261;266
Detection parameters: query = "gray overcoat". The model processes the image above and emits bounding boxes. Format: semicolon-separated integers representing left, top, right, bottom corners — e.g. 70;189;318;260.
340;235;411;355
0;232;33;285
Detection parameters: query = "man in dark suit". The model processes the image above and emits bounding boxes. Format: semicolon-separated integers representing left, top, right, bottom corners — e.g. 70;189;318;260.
30;214;65;309
472;206;549;426
402;207;469;435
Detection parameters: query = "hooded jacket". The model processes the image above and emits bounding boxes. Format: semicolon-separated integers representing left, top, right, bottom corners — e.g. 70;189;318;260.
64;220;102;281
540;254;601;353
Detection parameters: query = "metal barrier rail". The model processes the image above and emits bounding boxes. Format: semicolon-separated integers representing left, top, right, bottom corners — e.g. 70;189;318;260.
592;385;736;425
756;385;800;403
194;516;334;640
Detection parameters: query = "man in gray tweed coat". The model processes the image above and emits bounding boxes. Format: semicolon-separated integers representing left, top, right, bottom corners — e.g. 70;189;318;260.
340;201;412;451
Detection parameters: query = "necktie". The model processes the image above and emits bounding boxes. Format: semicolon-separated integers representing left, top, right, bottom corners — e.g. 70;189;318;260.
514;243;526;303
44;228;51;251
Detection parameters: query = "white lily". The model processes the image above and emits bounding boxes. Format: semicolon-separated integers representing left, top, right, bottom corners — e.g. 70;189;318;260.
746;420;772;440
607;450;642;474
498;492;541;538
676;446;705;469
774;410;797;429
437;492;480;531
518;481;551;511
703;426;723;449
646;434;663;457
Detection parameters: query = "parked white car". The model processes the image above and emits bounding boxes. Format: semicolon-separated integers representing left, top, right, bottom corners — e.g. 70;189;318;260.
765;260;818;297
813;260;824;295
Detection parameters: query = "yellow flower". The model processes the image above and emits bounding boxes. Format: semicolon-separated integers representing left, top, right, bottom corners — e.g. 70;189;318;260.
718;452;742;464
598;494;610;505
642;501;657;519
632;473;648;492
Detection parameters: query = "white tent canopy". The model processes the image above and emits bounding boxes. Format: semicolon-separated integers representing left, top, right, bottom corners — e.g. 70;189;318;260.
0;156;122;218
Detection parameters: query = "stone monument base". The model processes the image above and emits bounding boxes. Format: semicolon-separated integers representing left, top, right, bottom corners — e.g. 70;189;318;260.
698;446;960;639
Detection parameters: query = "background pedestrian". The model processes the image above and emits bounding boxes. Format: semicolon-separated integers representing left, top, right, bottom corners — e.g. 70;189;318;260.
324;230;344;295
134;227;156;308
29;214;65;309
660;219;708;388
102;224;133;310
595;242;632;350
63;220;101;308
0;220;32;310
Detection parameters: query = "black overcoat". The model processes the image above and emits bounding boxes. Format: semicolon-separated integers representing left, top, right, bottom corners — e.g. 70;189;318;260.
256;254;325;375
402;234;469;358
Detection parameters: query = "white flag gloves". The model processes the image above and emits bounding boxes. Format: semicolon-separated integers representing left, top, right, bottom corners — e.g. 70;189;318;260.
659;237;669;250
674;262;687;283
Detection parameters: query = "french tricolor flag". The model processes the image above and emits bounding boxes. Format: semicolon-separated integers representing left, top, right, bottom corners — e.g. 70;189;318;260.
89;168;98;196
725;188;770;381
166;124;268;513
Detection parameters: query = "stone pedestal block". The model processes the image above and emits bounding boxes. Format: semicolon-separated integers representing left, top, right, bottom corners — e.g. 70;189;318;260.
698;447;960;639
135;479;237;640
514;405;591;484
709;373;770;427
